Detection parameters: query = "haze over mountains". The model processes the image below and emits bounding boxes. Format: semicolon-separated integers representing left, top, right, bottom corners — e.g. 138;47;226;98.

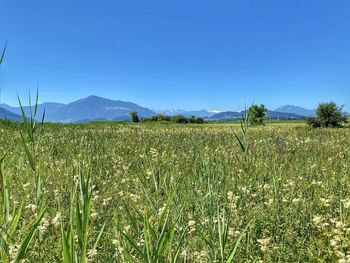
275;105;316;117
0;107;23;122
0;95;320;122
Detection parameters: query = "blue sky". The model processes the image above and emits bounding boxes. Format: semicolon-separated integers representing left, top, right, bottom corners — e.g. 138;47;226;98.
0;0;349;111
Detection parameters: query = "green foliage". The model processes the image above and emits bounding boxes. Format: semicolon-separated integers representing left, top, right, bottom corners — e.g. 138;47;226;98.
1;121;350;261
129;112;140;123
306;117;321;128
188;116;204;124
142;114;205;124
307;102;347;128
61;171;105;263
248;104;266;126
171;115;188;124
0;90;46;262
115;200;186;262
151;114;171;122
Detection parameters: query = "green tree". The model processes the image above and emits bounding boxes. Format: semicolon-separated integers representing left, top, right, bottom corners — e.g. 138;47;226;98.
151;114;171;122
248;104;266;125
171;115;188;124
129;111;140;123
307;102;347;128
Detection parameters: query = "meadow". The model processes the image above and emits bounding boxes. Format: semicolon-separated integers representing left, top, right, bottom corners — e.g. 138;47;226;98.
0;120;349;262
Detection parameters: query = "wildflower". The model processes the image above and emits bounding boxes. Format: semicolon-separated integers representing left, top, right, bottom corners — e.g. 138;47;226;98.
91;212;98;219
130;193;140;202
227;191;233;201
312;215;323;226
292;198;301;204
25;204;37;212
87;248;98;260
342;199;350;209
102;197;112;206
39;218;50;234
23;182;30;189
257;237;271;252
188;220;196;234
51;212;61;228
137;239;145;246
124;225;131;232
180;250;188;257
188;220;196;227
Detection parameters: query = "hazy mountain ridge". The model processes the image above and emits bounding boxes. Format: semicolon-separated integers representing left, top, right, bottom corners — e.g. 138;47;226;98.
275;105;316;117
210;109;305;120
0;98;321;123
0;107;23;122
1;96;155;122
154;109;215;118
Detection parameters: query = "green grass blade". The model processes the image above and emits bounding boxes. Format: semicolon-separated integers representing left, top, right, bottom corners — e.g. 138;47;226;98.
93;222;106;251
0;232;9;257
17;95;33;141
19;131;35;172
118;226;148;262
7;204;23;237
61;227;72;263
226;219;252;263
14;208;46;263
33;88;39;124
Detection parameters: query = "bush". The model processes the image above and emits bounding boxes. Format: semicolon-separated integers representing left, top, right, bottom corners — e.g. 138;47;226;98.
151;114;171;122
306;117;321;128
248;104;266;126
194;117;204;124
129;111;140;123
188;116;204;124
307;102;347;128
171;115;188;124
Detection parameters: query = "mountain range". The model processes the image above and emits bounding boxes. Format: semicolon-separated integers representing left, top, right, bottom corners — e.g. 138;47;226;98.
0;107;23;122
0;95;319;122
210;110;305;121
0;95;154;122
274;105;316;117
154;109;219;118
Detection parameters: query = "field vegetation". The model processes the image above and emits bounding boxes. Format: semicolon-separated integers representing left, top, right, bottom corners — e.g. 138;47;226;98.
0;116;350;262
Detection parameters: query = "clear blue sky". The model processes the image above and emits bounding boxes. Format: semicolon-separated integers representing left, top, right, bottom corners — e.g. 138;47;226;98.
1;0;349;111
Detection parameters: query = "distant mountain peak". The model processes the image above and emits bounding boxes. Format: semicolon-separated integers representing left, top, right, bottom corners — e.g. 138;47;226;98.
0;107;23;122
209;109;224;114
275;105;316;117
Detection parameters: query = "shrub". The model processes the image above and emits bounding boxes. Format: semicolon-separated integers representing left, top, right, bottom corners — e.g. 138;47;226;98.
248;104;266;126
307;102;347;128
171;115;188;124
306;117;321;128
129;111;140;123
151;114;171;122
188;116;204;124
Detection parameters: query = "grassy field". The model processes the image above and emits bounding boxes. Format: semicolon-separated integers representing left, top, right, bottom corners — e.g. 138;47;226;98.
0;121;350;262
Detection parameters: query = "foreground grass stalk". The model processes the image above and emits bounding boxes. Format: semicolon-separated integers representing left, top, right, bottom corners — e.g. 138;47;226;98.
233;107;251;164
61;170;105;263
18;90;46;261
115;198;187;262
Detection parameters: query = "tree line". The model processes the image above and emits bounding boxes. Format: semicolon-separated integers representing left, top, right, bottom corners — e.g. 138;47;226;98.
129;112;205;124
130;102;348;128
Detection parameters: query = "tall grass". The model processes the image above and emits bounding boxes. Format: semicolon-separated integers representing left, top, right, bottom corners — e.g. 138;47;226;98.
0;93;46;261
61;170;105;263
